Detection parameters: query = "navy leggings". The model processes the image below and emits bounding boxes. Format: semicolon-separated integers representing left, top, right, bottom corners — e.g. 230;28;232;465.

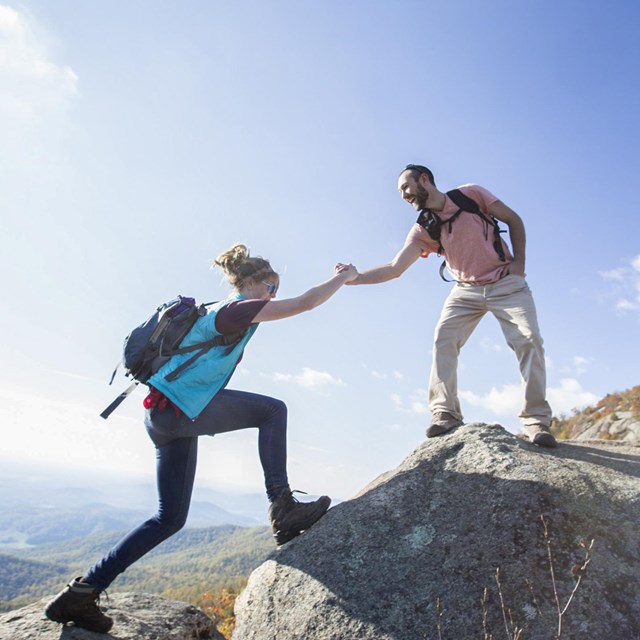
84;389;288;590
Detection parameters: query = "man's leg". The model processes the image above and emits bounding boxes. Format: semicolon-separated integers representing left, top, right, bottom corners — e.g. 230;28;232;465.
488;276;555;446
429;284;486;431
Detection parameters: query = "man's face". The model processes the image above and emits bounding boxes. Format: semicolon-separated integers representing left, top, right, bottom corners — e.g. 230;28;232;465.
398;170;430;211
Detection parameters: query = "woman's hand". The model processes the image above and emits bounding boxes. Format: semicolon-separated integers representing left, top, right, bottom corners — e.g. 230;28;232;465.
335;262;359;282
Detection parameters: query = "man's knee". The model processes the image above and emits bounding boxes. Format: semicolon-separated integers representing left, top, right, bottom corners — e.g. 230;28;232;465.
507;329;543;355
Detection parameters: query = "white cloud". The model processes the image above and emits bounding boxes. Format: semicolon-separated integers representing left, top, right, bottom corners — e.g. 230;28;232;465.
616;299;637;312
362;365;405;381
460;383;522;416
0;4;79;175
273;367;344;389
410;401;429;415
480;337;503;352
598;255;640;316
547;378;599;416
0;384;285;493
560;355;590;376
599;267;626;282
391;393;403;409
460;378;599;419
0;386;150;474
0;6;78;121
392;388;430;415
572;356;589;374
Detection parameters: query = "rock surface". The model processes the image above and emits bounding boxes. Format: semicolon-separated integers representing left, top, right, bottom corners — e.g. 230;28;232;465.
233;423;640;640
0;592;225;640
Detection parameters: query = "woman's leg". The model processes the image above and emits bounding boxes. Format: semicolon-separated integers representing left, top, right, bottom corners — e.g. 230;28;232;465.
157;390;329;544
46;430;198;632
152;390;289;501
83;435;198;590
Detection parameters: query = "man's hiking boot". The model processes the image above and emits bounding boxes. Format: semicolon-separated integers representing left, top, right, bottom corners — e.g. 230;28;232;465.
522;424;557;448
45;577;113;633
269;489;331;546
427;412;463;438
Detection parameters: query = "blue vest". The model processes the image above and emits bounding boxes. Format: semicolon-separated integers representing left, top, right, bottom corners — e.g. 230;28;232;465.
148;294;259;419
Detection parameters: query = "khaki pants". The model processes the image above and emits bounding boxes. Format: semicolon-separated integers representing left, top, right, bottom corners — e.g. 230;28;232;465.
429;274;552;428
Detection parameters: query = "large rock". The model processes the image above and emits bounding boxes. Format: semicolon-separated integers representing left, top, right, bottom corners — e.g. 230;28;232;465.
233;423;640;640
0;592;225;640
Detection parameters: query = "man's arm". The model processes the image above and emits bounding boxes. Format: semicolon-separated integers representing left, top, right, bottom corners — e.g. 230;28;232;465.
347;242;422;285
488;200;526;277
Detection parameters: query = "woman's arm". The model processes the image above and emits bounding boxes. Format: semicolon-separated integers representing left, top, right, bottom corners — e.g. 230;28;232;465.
252;264;358;323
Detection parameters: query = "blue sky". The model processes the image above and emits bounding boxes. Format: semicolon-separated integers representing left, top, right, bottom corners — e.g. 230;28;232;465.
1;1;639;503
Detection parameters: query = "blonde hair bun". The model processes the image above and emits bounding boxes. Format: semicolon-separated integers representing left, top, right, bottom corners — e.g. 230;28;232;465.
213;244;276;290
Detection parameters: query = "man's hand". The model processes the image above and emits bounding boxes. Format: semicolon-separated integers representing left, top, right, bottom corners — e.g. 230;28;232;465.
489;200;527;277
508;259;526;277
335;263;359;283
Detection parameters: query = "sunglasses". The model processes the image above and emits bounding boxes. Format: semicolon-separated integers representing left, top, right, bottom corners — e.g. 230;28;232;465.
263;281;278;295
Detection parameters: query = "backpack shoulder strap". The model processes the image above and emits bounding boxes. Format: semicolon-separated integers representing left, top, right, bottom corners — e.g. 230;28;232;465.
446;188;501;230
163;330;247;382
446;188;482;215
447;188;506;261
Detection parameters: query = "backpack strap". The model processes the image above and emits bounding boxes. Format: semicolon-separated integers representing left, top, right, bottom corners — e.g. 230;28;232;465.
100;382;139;420
446;188;482;216
163;330;246;382
446;189;507;262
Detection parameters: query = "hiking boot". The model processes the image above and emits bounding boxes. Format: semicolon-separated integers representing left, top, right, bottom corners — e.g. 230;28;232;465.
427;412;463;438
45;577;113;633
269;489;331;546
523;424;557;448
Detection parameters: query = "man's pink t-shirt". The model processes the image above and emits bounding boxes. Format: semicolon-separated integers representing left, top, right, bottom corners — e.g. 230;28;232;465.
403;184;514;284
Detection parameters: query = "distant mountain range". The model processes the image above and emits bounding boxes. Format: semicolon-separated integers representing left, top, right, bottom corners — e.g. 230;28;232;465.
0;460;276;611
0;461;270;551
552;384;640;442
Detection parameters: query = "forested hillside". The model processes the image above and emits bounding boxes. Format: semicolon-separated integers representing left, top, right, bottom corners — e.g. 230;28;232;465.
0;524;273;613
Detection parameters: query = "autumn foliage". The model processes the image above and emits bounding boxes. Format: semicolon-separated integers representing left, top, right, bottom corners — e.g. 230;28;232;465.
197;583;245;639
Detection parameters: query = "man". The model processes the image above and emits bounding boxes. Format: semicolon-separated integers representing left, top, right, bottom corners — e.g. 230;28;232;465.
347;164;555;447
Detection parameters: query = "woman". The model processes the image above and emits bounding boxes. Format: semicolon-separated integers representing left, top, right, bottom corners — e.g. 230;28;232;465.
45;244;358;634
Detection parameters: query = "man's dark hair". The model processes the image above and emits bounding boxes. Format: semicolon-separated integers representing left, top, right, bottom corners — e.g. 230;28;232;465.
401;164;436;187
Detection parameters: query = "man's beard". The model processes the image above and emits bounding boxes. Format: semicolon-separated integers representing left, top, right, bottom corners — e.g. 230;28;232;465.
414;183;430;210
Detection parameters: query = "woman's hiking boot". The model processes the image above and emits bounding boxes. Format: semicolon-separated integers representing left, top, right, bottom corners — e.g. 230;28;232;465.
45;577;113;633
269;489;331;545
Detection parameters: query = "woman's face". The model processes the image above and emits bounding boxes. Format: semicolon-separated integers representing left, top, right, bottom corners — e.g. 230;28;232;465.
245;274;279;300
